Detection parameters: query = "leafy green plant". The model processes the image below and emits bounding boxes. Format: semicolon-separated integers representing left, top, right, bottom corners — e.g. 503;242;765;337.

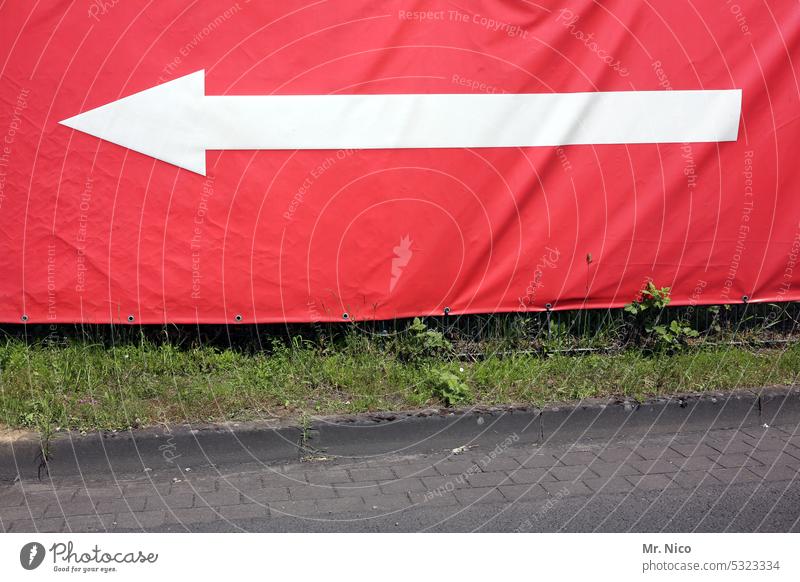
624;281;672;315
394;317;452;361
648;319;700;349
424;368;472;407
624;282;698;351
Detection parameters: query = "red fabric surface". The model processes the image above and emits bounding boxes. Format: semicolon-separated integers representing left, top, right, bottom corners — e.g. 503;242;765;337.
0;0;798;323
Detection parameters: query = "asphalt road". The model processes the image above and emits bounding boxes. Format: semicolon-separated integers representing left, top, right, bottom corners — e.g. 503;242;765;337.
3;420;799;532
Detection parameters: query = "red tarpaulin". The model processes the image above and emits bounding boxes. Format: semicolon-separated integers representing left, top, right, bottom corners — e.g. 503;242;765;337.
0;0;798;323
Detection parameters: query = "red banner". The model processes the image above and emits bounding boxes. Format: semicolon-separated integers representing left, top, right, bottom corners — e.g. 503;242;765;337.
0;0;798;323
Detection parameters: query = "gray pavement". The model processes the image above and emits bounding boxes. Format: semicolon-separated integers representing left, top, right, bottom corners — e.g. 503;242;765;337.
2;422;800;532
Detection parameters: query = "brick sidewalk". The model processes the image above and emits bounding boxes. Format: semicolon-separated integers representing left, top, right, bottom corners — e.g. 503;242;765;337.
2;423;800;532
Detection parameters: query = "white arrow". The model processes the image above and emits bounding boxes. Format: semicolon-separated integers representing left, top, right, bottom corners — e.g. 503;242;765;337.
60;70;741;176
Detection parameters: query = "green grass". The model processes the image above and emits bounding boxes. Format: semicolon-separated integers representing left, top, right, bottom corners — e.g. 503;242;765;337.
1;336;798;435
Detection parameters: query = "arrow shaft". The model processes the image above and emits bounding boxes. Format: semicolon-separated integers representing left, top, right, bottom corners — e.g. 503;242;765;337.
201;90;742;150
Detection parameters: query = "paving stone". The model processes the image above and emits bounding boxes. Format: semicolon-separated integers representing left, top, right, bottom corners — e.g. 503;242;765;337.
748;464;799;481
241;487;291;504
366;493;413;511
631;445;685;460
434;460;483;476
454;487;507;505
557;451;600;465
378;478;426;494
44;500;99;517
708;468;763;484
179;478;218;492
317;496;367;514
548;465;597;481
391;464;440;478
514;453;561;468
748;436;794;452
19;491;60;506
740;427;773;439
597;447;644;463
165;507;219;525
480;456;521;471
66;513;115;531
304;470;352;485
0;504;45;521
713;453;764;468
195;489;241;506
216;503;269;521
465;471;512;488
35;517;66;532
497;483;549;501
333;482;382;498
0;490;24;507
408;490;459;506
115;510;167;529
123;482;171;497
349;467;396;481
587;461;640;477
215;474;263;489
269;500;320;517
629;459;682;474
583;476;635;494
669;443;721;458
261;473;300;488
626;474;675;491
8;519;35;532
541;480;590;497
706;439;755;454
104;496;148;512
421;476;471;492
671;470;719;488
145;494;193;511
72;487;125;500
289;485;338;501
508;467;554;484
669;456;720;471
748;450;800;468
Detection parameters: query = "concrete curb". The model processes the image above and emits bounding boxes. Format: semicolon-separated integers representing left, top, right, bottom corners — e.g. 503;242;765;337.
2;386;797;480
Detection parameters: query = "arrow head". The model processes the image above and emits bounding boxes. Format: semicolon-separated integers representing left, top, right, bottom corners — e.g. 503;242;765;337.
60;70;207;175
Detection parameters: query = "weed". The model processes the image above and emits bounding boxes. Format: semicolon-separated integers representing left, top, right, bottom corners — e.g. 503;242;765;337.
624;282;699;351
393;318;452;362
423;367;472;407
